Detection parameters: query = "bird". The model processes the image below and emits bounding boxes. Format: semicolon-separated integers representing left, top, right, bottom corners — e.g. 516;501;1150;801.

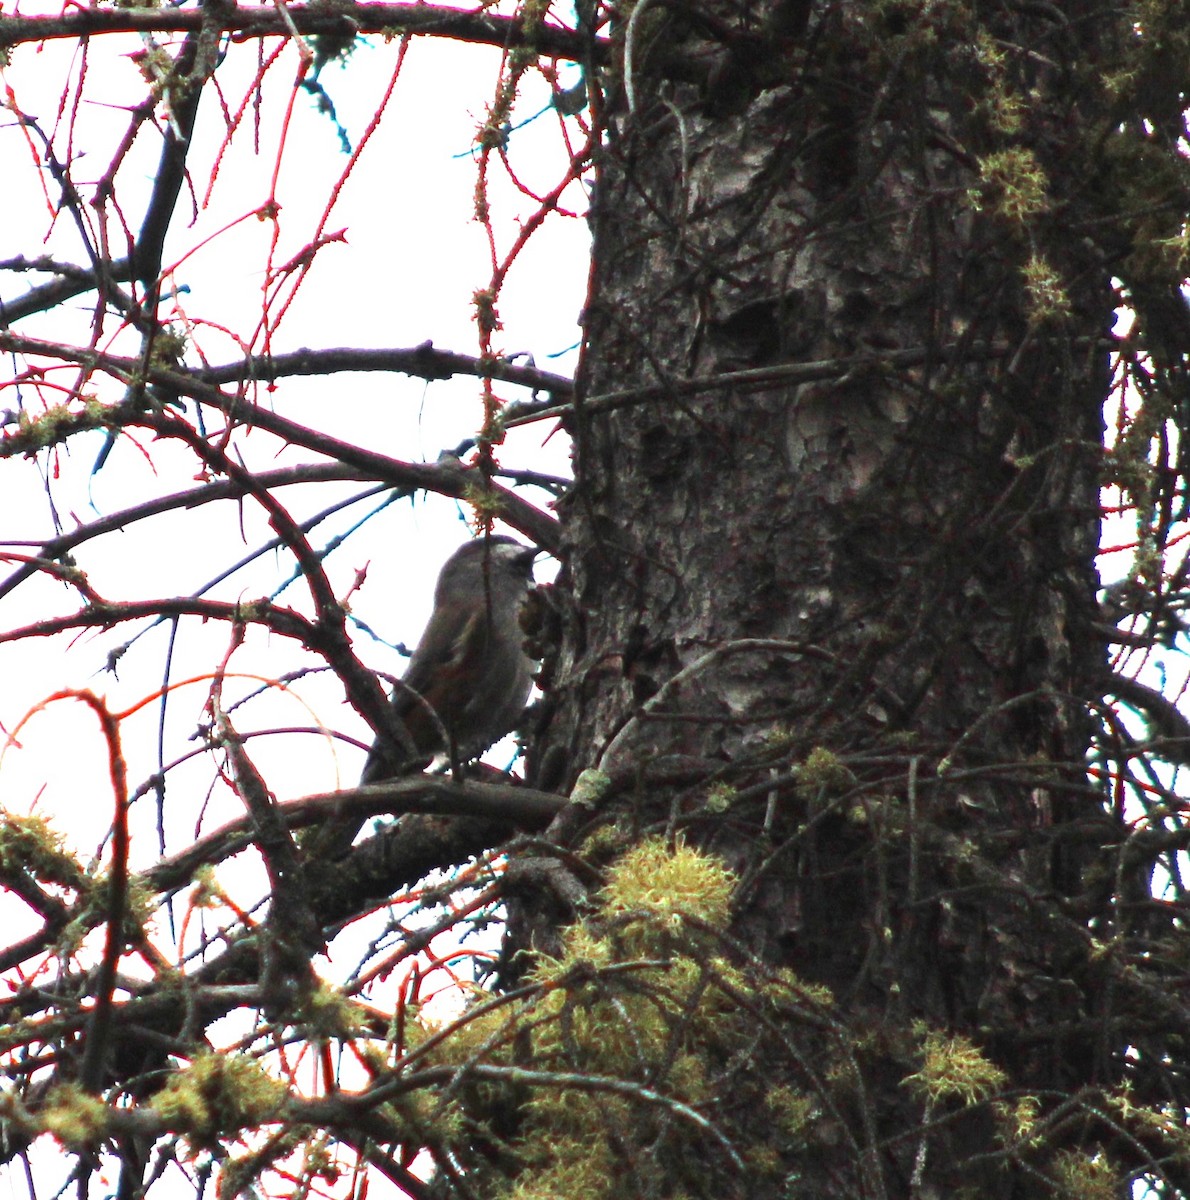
359;533;539;783
305;535;538;861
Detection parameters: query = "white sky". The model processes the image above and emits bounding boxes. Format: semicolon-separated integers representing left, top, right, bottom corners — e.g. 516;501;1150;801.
0;20;586;829
0;21;588;1190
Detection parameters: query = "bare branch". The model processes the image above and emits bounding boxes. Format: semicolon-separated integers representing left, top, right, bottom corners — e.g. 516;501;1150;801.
0;330;563;549
146;776;567;892
196;343;574;399
0;3;604;63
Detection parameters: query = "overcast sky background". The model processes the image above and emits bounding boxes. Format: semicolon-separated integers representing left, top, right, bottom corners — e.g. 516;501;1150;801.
1;29;586;1194
0;20;586;863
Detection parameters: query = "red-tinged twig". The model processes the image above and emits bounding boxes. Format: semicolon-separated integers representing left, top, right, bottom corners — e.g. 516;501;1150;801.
51;691;131;1094
204;39;290;209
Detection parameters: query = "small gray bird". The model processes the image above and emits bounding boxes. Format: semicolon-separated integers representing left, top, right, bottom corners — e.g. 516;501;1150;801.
306;535;537;860
360;534;538;783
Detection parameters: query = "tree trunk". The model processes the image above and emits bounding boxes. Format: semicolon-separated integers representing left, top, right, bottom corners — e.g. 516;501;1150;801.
521;4;1127;1195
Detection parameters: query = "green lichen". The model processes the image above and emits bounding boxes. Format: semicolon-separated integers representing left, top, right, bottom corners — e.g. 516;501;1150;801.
12;400;108;451
233;599;269;623
1021;253;1072;325
429;999;520;1072
149;1051;287;1141
549;923;615;973
505;1137;615;1200
971;29;1026;134
570;767;612;808
796;746;856;799
703;782;736;813
1050;1150;1120;1200
992;1093;1042;1147
55;870;153;959
218;1127;310;1200
508;44;539;72
189;864;223;908
600;836;736;930
0;811;85;891
765;1084;816;1144
904;1030;1006;1106
417;839;842;1198
463;480;509;519
472;287;502;335
41;1084;109;1150
970;147;1050;223
302;982;367;1040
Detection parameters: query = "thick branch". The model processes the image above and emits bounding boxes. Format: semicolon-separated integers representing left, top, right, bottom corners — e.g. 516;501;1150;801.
0;256;134;327
0;596;315;647
196;343;574;400
0;3;604;63
146;776;566;892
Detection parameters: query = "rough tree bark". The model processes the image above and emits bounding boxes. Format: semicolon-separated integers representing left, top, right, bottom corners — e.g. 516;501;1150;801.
515;3;1169;1196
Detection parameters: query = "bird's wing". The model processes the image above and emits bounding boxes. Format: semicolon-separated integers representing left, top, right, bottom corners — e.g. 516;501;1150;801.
393;605;490;715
